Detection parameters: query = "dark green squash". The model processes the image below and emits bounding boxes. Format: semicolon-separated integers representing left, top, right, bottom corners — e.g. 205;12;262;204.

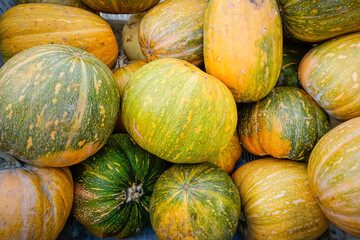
71;133;167;239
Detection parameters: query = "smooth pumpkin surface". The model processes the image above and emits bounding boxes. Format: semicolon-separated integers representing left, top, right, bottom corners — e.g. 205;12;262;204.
0;152;73;240
232;158;329;240
81;0;160;13
0;4;118;67
122;13;147;62
204;0;282;102
308;117;360;237
299;33;360;121
121;58;237;164
139;0;207;66
72;133;167;239
150;163;241;240
278;0;360;42
17;0;91;9
0;44;120;167
238;86;330;161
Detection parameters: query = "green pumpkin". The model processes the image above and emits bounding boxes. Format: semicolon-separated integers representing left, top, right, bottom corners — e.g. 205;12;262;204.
150;162;241;240
72;133;167;239
0;44;120;167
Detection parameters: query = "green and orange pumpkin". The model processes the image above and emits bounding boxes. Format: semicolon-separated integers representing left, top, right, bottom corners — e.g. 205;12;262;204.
17;0;91;9
121;58;237;164
81;0;160;14
238;86;330;161
0;44;120;167
72;133;167;239
150;162;241;239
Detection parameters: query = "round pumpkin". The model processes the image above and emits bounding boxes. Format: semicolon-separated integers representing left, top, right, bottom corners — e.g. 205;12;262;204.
122;13;147;62
308;117;360;237
0;151;73;240
0;44;120;167
138;0;207;66
238;86;330;161
81;0;160;14
150;162;241;240
72;133;167;238
204;0;282;102
121;58;237;164
0;3;118;67
232;158;329;240
299;33;360;121
278;0;360;42
17;0;91;9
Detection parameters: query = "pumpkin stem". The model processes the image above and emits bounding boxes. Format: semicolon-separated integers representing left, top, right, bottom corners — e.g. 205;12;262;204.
115;55;128;70
0;152;22;170
125;183;144;203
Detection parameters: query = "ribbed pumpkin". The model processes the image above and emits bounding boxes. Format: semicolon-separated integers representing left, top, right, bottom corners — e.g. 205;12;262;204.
81;0;160;14
308;117;360;237
17;0;91;9
278;0;360;42
121;58;237;164
138;0;207;66
299;33;360;121
0;152;73;240
72;133;167;239
238;87;330;161
0;4;118;67
150;163;241;240
232;158;329;240
122;13;147;62
0;44;120;167
207;131;242;174
204;0;282;102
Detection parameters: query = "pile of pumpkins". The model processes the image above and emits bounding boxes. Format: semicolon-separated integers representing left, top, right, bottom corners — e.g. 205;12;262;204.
0;0;359;239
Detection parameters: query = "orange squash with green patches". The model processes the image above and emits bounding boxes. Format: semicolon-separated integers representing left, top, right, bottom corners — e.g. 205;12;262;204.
232;158;329;239
0;4;118;67
204;0;282;102
238;87;330;161
17;0;91;9
308;117;360;237
150;163;241;239
81;0;160;14
0;152;74;240
0;44;120;167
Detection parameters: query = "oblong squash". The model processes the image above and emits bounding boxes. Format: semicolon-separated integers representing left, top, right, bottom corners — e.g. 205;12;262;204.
81;0;160;14
17;0;91;10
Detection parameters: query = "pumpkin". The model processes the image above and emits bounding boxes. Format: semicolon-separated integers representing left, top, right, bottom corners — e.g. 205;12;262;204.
204;0;282;102
0;3;118;67
17;0;91;10
308;117;360;237
72;133;167;238
232;158;329;240
0;151;73;240
81;0;160;14
121;58;237;164
0;44;120;167
207;130;242;174
238;86;330;161
277;0;360;42
276;42;310;88
122;13;147;62
299;33;360;121
150;162;241;240
138;0;207;66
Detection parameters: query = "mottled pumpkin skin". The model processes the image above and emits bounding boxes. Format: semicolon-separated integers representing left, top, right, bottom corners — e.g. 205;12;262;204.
81;0;160;13
121;58;237;164
238;87;330;161
139;0;207;66
204;0;282;102
150;163;241;240
0;44;120;167
0;152;73;240
72;134;167;239
232;158;329;240
0;4;118;67
308;117;360;237
299;33;360;121
278;0;360;42
207;131;242;174
17;0;91;10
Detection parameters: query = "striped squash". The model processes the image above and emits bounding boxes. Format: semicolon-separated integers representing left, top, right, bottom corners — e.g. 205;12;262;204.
81;0;160;13
150;163;241;240
17;0;91;9
0;44;120;167
308;117;360;237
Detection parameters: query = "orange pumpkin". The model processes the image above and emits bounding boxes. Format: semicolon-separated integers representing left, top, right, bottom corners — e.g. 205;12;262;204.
0;152;74;240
